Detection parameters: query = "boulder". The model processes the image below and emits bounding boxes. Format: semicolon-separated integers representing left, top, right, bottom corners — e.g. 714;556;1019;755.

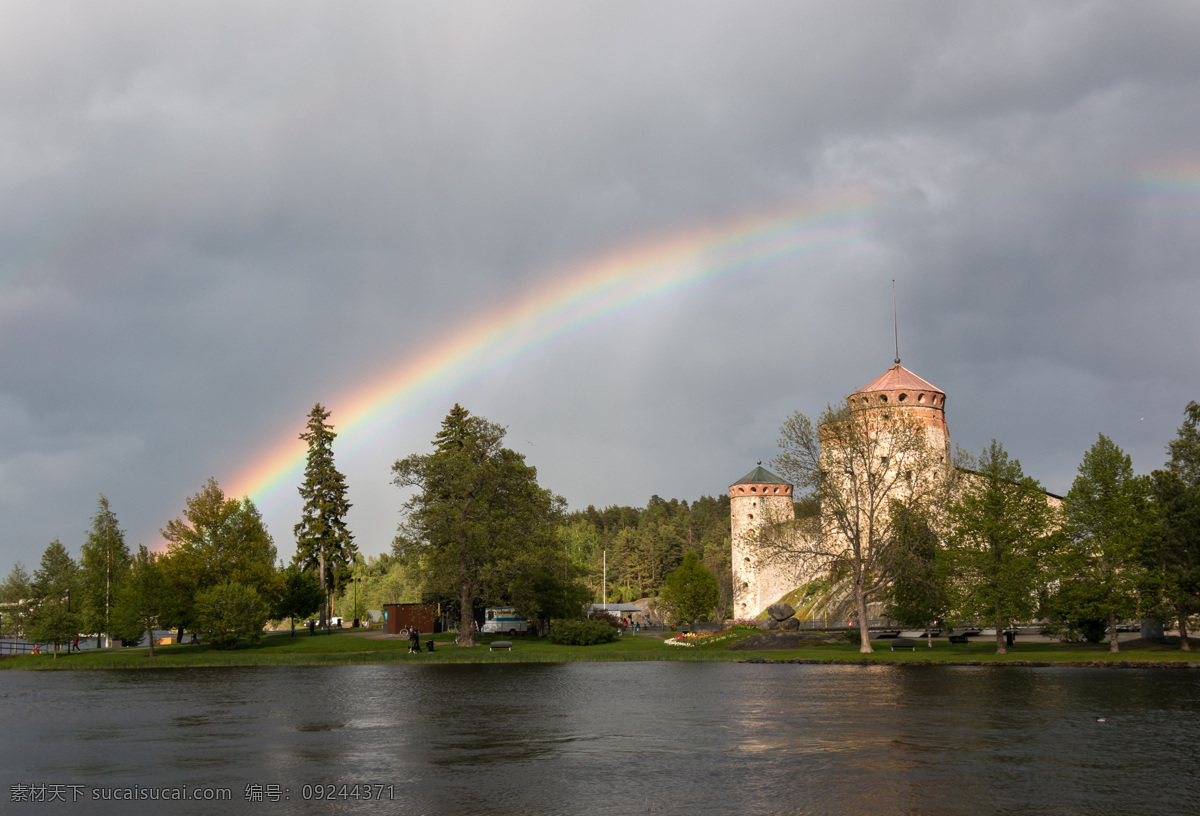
778;617;800;631
767;602;796;621
759;618;779;631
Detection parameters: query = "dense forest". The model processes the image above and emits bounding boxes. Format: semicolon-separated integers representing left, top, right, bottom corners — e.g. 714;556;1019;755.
334;494;734;626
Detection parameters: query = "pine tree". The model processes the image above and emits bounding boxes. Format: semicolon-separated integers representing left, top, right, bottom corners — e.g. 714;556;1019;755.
294;404;356;624
79;495;131;648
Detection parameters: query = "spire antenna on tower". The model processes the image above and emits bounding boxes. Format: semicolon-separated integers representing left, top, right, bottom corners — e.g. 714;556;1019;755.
892;279;900;365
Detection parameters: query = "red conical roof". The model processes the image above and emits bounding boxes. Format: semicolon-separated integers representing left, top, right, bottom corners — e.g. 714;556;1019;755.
853;364;943;396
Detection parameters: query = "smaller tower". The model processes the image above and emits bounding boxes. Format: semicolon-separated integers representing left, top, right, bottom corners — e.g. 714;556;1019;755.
730;463;794;619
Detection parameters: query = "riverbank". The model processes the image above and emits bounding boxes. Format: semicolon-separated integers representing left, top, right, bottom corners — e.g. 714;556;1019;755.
1;629;1196;669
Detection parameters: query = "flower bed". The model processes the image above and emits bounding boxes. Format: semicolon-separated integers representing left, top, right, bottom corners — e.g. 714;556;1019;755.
664;629;739;648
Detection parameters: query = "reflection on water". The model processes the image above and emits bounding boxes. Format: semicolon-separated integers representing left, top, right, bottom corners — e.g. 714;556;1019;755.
2;663;1199;814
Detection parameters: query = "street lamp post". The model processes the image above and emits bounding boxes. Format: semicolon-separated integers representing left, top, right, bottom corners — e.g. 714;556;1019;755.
353;577;361;628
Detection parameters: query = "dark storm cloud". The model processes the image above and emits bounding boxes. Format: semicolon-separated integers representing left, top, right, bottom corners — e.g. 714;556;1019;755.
1;1;1197;571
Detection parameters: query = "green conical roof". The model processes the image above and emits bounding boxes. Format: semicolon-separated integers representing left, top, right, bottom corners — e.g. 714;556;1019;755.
731;463;788;486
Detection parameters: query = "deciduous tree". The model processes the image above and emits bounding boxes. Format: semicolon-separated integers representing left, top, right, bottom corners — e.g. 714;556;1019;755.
767;403;954;653
112;545;170;656
0;562;32;639
660;551;719;625
1056;434;1154;653
274;564;324;636
1149;401;1200;650
26;539;81;656
944;441;1059;654
195;581;270;649
391;404;569;647
884;504;948;647
160;478;277;634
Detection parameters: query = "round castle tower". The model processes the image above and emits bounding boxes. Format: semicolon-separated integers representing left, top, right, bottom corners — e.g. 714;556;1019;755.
846;363;951;461
729;463;794;619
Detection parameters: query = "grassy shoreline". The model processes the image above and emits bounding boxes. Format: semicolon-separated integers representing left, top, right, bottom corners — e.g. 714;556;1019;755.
2;629;1197;670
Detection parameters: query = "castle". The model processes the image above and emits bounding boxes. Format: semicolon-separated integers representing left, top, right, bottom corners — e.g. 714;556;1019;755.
730;361;952;619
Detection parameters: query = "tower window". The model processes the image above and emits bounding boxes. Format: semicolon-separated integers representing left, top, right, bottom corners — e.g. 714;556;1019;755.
898;393;907;402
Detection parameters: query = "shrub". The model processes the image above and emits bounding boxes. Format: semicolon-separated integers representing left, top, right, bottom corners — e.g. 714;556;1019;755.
195;582;270;649
548;619;619;645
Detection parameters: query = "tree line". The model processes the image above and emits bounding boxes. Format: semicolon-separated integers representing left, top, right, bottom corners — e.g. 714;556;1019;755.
760;400;1200;655
0;402;732;652
8;396;1190;656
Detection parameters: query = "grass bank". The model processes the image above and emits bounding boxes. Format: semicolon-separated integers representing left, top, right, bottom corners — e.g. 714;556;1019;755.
1;629;1197;670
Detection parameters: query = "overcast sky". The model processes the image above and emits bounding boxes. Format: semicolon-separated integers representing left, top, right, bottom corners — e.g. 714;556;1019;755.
3;1;1198;574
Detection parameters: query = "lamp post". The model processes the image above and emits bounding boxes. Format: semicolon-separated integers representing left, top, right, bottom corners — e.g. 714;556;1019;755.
65;589;71;654
353;577;361;628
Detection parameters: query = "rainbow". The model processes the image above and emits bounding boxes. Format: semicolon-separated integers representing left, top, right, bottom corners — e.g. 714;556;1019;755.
1135;158;1200;204
224;191;876;513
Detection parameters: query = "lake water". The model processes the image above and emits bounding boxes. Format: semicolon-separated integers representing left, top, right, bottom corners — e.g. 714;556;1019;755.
2;663;1198;814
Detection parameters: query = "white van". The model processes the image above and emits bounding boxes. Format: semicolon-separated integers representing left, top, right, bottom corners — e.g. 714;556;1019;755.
481;607;529;635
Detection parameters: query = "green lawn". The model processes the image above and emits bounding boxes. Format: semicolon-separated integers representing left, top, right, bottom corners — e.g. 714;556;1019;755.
1;629;1196;670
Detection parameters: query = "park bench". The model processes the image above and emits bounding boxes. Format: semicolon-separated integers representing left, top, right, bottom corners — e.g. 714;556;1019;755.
948;634;971;645
489;640;513;652
890;638;920;651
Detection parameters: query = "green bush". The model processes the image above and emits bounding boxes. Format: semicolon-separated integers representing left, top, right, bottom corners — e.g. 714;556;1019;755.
548;619;619;645
195;582;270;649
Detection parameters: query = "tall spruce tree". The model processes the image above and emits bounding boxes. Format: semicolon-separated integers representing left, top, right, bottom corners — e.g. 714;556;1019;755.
79;495;131;648
294;404;355;624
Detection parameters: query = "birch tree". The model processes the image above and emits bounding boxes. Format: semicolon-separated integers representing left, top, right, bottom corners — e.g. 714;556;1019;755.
768;403;954;653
